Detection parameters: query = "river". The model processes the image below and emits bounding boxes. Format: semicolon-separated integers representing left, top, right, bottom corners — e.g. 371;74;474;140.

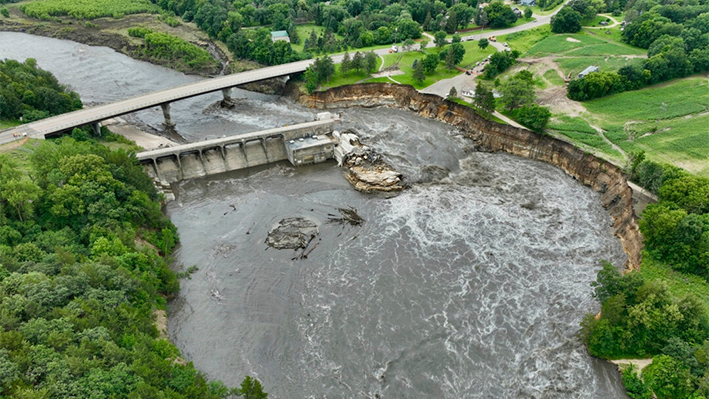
0;32;628;398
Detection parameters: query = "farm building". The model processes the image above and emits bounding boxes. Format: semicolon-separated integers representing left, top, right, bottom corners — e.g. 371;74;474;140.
271;31;290;43
578;65;599;78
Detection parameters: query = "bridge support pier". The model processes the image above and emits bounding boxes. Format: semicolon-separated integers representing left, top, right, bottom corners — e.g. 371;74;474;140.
220;88;235;108
90;122;102;137
161;103;175;128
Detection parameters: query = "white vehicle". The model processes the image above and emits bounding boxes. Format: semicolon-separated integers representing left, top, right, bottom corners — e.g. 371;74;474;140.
391;45;398;53
503;42;509;47
462;90;476;98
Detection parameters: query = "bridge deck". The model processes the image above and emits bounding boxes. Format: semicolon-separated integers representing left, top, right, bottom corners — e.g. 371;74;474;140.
136;118;335;161
0;59;315;142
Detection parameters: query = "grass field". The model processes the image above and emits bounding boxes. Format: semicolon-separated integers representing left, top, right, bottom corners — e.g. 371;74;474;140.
459;40;497;67
525;32;645;57
381;50;461;88
0;119;21;130
640;256;709;308
546;115;623;159
499;26;551;54
582;15;611;27
320;56;383;89
554;56;644;76
572;77;709;176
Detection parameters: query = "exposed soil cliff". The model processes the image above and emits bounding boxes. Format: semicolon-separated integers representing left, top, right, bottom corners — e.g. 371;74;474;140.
294;83;643;270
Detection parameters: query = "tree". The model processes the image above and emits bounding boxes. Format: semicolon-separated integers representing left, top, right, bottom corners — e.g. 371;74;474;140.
445;10;458;33
474;82;496;113
314;55;335;82
419;39;429;50
235;376;268;399
413;58;426;84
423;53;439;74
478;38;489;49
452;34;461;44
448;86;458;98
434;30;448;49
484;1;518;28
514;104;551;133
524;7;533;19
445;47;456;71
450;42;466;64
403;38;416;51
551;7;582;33
352;51;364;73
341;51;351;76
0;178;41;221
364;52;378;73
498;72;536;111
643;355;694;399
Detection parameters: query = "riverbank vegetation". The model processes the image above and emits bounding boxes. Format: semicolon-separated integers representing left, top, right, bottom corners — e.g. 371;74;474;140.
128;27;220;72
0;59;269;398
19;0;158;20
580;160;709;398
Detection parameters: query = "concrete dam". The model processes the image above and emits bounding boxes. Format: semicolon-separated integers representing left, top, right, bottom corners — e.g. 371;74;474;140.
137;115;336;183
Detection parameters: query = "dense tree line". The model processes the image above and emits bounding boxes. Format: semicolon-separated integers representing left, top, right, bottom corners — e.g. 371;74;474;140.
146;0;513;66
0;59;82;122
567;0;709;100
128;27;220;71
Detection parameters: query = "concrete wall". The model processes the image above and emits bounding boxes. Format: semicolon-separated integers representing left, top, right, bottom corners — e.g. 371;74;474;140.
144;137;292;184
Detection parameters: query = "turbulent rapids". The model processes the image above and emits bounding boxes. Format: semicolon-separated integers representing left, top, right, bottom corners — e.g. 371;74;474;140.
1;32;630;399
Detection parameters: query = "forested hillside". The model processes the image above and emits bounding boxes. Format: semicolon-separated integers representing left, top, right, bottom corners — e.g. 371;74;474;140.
0;59;82;122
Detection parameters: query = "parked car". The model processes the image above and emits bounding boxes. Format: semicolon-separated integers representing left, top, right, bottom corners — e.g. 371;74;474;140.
488;36;497;42
503;42;509;47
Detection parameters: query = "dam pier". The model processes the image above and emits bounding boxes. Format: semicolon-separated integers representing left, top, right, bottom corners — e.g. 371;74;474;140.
136;113;337;183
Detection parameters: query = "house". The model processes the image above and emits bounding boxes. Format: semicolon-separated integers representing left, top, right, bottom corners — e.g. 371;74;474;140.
270;30;290;43
520;0;536;6
578;65;599;78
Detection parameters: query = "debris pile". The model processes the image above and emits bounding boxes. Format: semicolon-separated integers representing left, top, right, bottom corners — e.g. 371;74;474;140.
328;207;365;226
334;130;405;193
265;217;319;250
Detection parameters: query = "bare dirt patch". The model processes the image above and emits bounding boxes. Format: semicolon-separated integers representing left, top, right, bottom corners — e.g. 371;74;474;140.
566;37;581;43
537;85;587;116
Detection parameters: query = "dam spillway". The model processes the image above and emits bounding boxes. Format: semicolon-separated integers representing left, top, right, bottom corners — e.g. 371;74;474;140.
138;116;336;183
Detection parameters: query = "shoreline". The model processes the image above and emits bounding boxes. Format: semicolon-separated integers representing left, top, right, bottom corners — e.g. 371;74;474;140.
293;82;644;271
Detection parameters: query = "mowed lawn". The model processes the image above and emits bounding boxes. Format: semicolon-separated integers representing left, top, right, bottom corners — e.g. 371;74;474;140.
524;31;646;57
584;77;709;176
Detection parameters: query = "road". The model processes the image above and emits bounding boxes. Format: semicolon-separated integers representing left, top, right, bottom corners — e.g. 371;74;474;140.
420;3;570;97
0;4;569;145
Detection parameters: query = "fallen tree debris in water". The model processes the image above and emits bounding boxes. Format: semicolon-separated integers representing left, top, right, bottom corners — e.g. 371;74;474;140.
328;207;365;226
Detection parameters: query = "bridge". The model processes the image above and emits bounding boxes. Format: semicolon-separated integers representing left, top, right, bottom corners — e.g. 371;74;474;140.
0;57;330;143
137;117;336;182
